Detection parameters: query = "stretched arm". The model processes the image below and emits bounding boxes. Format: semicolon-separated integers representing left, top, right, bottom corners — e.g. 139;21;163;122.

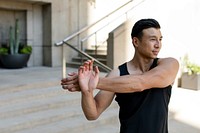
78;61;99;120
97;57;179;93
78;60;116;120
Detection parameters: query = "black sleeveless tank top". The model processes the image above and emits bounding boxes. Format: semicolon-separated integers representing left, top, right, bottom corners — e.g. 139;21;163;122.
115;58;171;133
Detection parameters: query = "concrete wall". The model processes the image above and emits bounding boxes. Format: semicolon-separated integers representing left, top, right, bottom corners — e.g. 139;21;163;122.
0;0;134;67
128;0;200;77
107;20;134;69
107;0;200;86
0;0;45;67
3;0;198;70
49;0;133;67
0;9;26;44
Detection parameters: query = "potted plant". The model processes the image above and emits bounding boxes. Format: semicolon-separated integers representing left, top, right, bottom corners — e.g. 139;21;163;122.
0;19;32;69
181;55;200;90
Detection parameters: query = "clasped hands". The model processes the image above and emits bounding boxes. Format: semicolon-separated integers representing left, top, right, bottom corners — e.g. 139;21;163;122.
61;60;99;92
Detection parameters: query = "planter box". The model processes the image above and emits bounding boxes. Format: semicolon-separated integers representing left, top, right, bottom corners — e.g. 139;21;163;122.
181;72;200;90
0;54;30;69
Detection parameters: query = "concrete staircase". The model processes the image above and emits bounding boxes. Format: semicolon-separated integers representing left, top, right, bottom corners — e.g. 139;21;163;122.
2;67;200;133
0;67;119;133
66;47;108;71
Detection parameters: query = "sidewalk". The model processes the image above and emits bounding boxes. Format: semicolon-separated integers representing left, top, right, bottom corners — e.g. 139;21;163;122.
169;87;200;133
0;66;200;133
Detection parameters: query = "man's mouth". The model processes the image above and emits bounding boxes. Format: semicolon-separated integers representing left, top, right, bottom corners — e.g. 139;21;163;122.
152;51;159;55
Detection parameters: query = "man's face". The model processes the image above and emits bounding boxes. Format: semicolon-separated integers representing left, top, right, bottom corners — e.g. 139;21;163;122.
134;28;162;59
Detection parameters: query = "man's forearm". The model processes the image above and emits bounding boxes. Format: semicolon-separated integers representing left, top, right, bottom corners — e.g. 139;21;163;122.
97;75;145;93
81;91;99;120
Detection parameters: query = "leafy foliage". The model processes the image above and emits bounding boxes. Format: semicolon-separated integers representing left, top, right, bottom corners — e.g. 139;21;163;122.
0;19;32;55
0;45;32;55
0;47;9;55
20;46;32;54
182;55;200;75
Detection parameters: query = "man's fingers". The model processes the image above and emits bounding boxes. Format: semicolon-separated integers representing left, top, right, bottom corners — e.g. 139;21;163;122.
61;77;78;85
78;66;84;74
83;60;94;71
84;61;89;71
94;66;99;74
62;83;80;91
62;73;78;82
68;72;77;76
89;60;94;71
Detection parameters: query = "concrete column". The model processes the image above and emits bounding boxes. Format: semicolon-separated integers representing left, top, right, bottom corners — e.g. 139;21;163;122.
32;4;43;66
27;9;34;66
43;4;52;66
107;20;134;69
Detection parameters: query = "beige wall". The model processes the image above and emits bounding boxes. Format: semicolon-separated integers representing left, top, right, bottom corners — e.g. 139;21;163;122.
2;0;199;69
107;20;134;69
0;0;142;67
126;0;200;80
0;0;132;67
0;9;26;44
0;0;44;66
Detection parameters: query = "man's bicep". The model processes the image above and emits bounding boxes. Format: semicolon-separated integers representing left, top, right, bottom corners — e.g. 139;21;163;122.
144;58;179;88
94;90;115;114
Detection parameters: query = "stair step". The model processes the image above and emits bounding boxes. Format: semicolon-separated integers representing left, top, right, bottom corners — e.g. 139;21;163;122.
85;49;107;55
88;54;107;59
12;107;118;133
0;87;81;119
66;61;109;72
59;108;119;133
66;61;81;68
91;44;107;49
77;53;107;59
0;80;59;95
83;123;120;133
0;86;64;107
72;56;107;64
0;67;62;91
0;81;119;133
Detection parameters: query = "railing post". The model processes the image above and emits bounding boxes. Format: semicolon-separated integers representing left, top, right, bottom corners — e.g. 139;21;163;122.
95;32;97;55
62;44;66;79
81;40;84;63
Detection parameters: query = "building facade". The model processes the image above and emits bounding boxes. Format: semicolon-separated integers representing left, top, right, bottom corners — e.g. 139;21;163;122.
1;0;199;71
0;0;134;67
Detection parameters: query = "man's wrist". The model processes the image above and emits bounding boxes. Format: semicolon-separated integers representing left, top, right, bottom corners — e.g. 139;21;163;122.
81;89;93;96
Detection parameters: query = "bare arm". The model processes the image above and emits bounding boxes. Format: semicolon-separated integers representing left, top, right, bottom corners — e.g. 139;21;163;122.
97;57;179;93
78;61;117;120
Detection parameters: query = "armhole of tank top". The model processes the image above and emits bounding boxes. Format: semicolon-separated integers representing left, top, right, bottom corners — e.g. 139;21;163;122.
149;58;159;70
118;63;128;76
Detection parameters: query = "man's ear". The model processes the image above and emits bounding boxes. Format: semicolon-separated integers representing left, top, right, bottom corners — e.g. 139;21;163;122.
132;37;139;47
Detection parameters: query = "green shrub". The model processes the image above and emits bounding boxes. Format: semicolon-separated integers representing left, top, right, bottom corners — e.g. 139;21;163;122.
20;45;32;54
182;55;200;75
0;47;9;55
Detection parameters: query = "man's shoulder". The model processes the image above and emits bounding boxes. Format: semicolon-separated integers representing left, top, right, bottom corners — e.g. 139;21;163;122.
158;57;179;63
157;57;179;68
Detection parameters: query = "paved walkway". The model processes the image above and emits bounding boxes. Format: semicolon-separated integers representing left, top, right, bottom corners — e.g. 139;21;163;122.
0;66;200;133
169;87;200;133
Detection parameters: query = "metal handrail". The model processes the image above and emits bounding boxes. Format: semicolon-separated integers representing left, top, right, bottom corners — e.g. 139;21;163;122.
80;0;145;48
56;0;145;78
55;0;133;46
63;42;112;72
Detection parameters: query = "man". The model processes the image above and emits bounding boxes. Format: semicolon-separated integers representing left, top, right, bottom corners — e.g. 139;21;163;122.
61;18;179;133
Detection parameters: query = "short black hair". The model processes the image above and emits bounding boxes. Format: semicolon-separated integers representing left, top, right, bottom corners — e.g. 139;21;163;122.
131;18;161;39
